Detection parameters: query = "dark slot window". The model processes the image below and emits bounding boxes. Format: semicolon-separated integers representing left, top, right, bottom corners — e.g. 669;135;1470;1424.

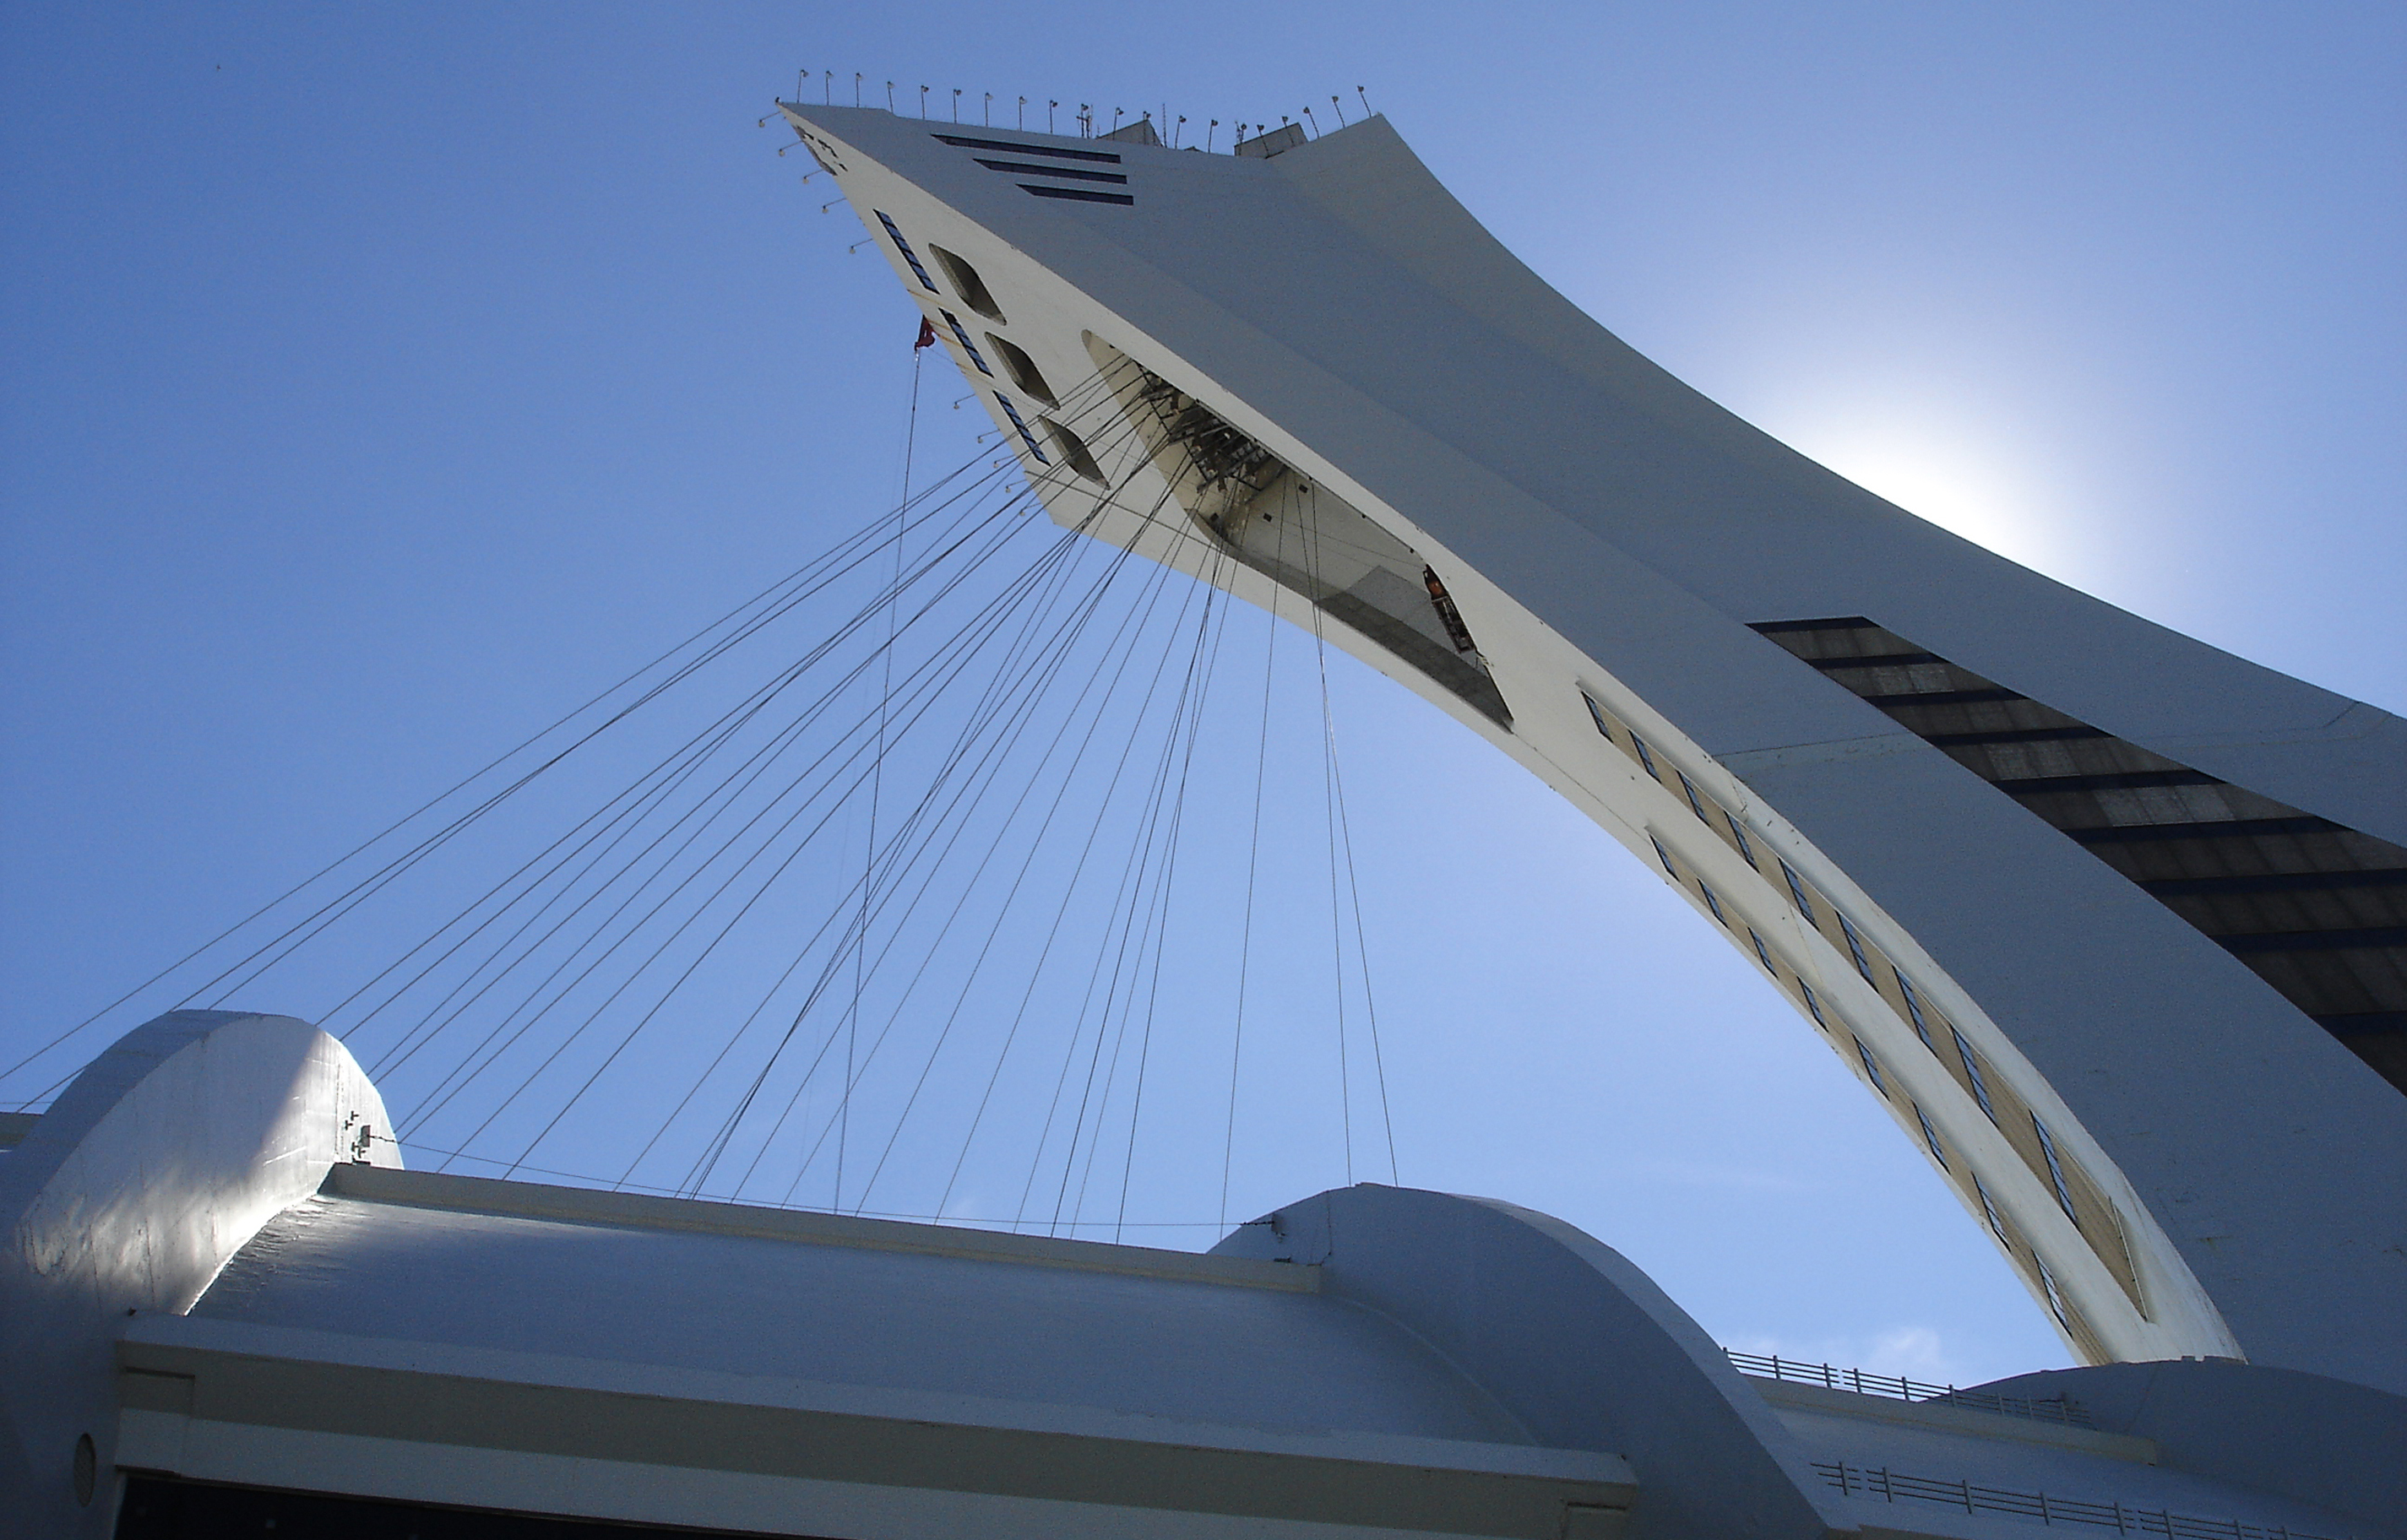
1973;1173;2010;1242
1855;1037;1889;1097
985;333;1056;404
994;394;1049;464
929;246;1004;321
941;311;992;375
933;133;1122;164
1952;1027;1998;1121
1700;882;1730;928
1582;691;1615;740
1727;815;1760;869
2030;1113;2079;1225
2035;1254;2072;1326
1801;981;1828;1028
1041;418;1106;484
875;211;939;292
1779;859;1816;923
1749;928;1776;972
1915;1103;1949;1169
1649;835;1677;879
1898;973;1936;1049
1020;183;1136;206
973;158;1128;184
1631;734;1661;780
1836;910;1876;981
1677;771;1712;824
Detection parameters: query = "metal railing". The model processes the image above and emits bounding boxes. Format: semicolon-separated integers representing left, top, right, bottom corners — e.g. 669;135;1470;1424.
1814;1461;2345;1539
1726;1348;2094;1427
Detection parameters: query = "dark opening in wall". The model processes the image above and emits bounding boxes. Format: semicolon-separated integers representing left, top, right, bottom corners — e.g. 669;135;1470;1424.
986;333;1056;404
1753;614;2407;1095
1041;419;1105;484
929;246;1003;321
1089;339;1512;729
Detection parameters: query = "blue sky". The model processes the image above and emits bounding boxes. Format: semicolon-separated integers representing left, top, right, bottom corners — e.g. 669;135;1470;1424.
4;3;2399;1389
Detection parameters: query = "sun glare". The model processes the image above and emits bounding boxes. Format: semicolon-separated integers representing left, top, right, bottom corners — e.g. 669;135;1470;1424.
1763;392;2082;579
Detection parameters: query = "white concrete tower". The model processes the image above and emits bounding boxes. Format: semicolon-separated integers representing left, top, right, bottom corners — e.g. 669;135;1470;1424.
777;103;2407;1395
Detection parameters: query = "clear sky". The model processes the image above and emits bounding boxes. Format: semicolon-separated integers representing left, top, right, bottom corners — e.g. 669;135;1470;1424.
3;3;2400;1390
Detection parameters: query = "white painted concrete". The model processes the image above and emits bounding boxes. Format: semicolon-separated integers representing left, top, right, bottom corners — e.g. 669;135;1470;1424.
780;103;2406;1394
0;1009;397;1538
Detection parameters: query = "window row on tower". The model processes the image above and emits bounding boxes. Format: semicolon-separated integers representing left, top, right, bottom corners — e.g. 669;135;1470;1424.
874;210;1115;486
1583;687;2140;1338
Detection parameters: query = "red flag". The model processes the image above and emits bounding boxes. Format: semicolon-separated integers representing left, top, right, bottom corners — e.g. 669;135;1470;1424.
914;317;937;350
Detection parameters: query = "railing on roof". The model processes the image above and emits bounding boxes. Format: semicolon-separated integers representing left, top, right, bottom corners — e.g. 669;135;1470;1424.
1725;1348;2094;1428
1813;1461;2345;1539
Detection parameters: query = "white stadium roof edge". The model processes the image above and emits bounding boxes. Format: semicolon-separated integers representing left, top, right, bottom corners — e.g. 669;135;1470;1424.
3;1010;2399;1537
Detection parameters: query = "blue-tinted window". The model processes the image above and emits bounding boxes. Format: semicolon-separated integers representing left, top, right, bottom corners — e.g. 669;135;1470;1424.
1726;815;1759;870
941;311;992;375
1631;734;1661;780
2031;1114;2078;1225
1800;981;1828;1027
2035;1254;2071;1326
1952;1027;1997;1122
1676;771;1711;823
1779;859;1815;923
1914;1103;1948;1169
1649;835;1677;879
1897;972;1935;1049
875;211;939;292
1748;928;1775;973
1972;1173;2008;1242
993;394;1050;463
1581;691;1613;740
1836;911;1875;981
1854;1037;1888;1097
1699;882;1729;928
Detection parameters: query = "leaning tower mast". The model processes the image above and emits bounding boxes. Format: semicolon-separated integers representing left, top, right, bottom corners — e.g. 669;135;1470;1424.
780;101;2407;1395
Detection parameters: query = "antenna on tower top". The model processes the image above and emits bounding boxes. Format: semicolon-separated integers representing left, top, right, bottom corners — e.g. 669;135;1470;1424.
1302;106;1320;137
1331;94;1347;127
1357;85;1371;117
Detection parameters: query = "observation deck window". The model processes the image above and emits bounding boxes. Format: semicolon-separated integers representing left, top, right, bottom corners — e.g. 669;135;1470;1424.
986;333;1056;404
929;245;1004;320
1040;418;1106;484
